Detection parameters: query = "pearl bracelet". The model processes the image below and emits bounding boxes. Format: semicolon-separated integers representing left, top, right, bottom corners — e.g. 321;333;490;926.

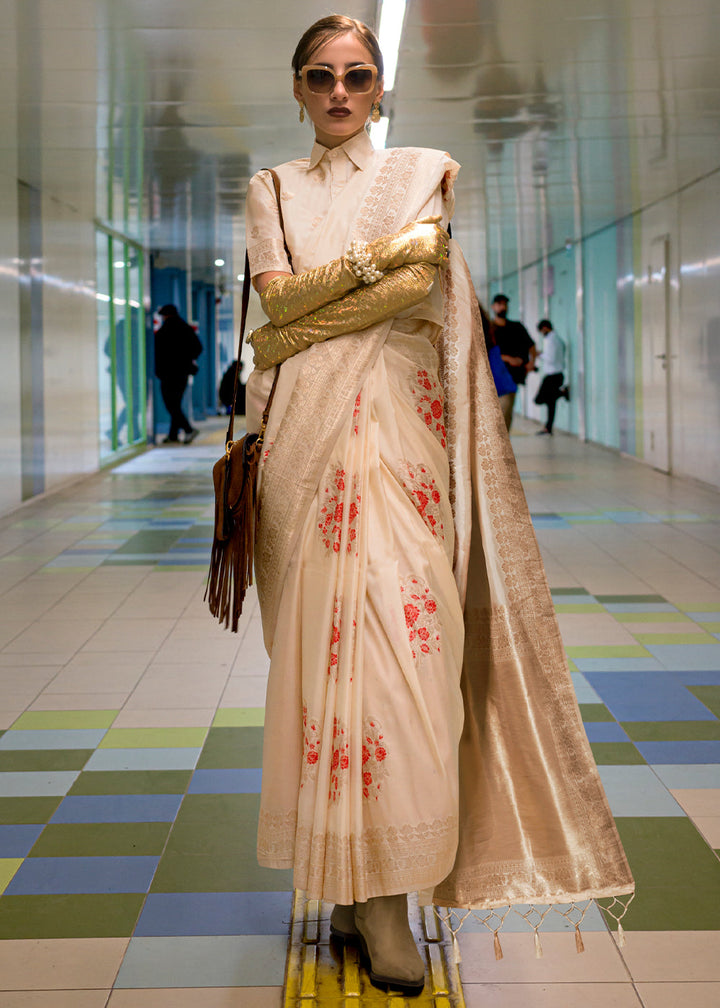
346;240;384;285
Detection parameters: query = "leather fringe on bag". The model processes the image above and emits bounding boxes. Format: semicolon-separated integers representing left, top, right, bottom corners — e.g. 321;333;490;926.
205;168;288;631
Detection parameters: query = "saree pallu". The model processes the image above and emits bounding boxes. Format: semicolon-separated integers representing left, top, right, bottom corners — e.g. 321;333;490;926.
251;146;634;910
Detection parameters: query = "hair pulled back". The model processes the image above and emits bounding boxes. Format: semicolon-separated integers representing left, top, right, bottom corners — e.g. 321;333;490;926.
292;15;384;79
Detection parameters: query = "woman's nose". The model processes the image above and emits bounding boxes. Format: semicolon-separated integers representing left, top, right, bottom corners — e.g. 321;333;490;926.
331;78;348;100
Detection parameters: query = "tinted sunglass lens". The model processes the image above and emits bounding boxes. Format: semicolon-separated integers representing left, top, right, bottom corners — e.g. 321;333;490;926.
306;68;334;93
346;68;374;92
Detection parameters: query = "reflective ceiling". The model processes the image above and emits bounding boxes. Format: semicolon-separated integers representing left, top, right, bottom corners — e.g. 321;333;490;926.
6;0;720;289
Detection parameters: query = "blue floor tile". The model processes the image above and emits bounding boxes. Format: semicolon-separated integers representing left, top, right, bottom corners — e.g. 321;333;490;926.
5;855;160;894
583;722;629;742
0;771;80;797
187;769;262;794
553;594;599;606
603;604;678;614
134;891;292;936
50;794;184;823
675;671;720;685
0;729;108;751
584;671;716;721
83;748;201;772
597;765;685;817
114;935;288;988
646;644;720;671
0;824;45;857
635;741;720;764
570;673;601;704
686;612;720;623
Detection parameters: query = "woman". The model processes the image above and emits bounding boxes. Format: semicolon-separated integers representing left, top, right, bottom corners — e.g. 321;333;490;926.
245;15;633;996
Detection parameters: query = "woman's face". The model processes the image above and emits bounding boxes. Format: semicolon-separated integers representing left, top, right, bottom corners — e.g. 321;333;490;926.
293;32;383;149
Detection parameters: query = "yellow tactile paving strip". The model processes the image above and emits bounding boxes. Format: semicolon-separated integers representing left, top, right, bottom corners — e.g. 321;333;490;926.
283;891;465;1007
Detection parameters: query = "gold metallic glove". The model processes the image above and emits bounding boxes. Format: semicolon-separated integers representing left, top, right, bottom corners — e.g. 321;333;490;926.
260;256;360;326
368;215;449;271
250;262;437;371
259;217;448;327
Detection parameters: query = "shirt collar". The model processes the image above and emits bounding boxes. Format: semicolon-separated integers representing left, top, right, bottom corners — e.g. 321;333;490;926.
308;129;374;170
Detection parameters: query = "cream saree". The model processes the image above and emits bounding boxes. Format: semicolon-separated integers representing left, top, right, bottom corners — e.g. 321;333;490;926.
246;142;634;913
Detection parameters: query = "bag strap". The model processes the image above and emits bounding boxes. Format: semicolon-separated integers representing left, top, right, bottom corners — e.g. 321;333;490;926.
225;167;290;449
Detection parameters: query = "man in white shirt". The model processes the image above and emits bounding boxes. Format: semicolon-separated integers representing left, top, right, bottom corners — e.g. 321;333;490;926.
534;319;569;435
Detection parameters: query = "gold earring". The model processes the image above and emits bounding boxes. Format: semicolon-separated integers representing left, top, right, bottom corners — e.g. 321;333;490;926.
298;102;305;123
371;101;381;123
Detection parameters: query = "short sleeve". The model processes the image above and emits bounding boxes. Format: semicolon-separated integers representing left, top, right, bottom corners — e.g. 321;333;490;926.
245;171;291;277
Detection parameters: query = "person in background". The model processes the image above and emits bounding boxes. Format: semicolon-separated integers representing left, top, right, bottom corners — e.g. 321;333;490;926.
533;318;569;435
479;300;516;429
219;358;246;416
491;293;536;430
154;304;203;444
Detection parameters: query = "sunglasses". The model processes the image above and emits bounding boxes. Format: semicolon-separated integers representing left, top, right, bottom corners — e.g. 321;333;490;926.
301;64;378;95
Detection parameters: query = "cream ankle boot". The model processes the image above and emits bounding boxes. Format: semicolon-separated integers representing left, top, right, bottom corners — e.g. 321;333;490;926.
353;894;425;995
329;903;358;942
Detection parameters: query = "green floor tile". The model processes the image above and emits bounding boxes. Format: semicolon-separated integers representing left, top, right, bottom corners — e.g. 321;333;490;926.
566;645;651;658
68;770;193;795
579;703;616;723
0;797;62;824
213;708;265;727
554;603;606;613
551;588;591;596
150;852;292;893
622;721;720;741
687;686;720;719
0;893;145;938
0;859;22;893
114;530;184;555
589;742;646;765
164;794;259;854
30;822;171;857
99;727;209;749
634;632;716;645
595;594;668;604
196;726;264;769
702;622;720;632
0;749;92;772
12;710;117;730
611;817;720;930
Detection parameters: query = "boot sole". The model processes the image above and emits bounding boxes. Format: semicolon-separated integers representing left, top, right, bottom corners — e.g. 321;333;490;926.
355;929;425;997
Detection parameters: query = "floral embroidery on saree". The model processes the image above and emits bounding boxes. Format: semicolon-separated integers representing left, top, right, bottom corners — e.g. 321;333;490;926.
317;466;361;554
411;369;447;448
301;705;321;786
362;717;389;801
400;575;441;661
329;716;349;802
399;460;445;540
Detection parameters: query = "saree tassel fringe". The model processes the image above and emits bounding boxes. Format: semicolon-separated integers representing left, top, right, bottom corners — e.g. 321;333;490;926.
575;925;585;954
493;930;504;961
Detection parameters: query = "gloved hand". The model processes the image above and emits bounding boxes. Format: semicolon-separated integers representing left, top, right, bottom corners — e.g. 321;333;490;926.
367;215;449;272
250;262;437;371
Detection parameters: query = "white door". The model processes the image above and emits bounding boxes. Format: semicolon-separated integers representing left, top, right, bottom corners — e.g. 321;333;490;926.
642;235;672;472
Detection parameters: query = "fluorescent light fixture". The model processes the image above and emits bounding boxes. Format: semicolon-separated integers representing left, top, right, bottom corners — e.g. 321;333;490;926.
237;274;245;282
113;260;126;268
369;116;390;149
214;258;225;267
378;0;406;91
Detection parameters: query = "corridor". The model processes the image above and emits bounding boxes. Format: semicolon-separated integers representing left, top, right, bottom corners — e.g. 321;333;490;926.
0;421;718;1006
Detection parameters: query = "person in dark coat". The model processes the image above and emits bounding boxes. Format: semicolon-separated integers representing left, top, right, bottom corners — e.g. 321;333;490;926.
154;304;203;443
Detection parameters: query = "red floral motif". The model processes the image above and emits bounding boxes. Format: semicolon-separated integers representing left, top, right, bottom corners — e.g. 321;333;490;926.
352;392;361;436
301;704;321;787
362;717;389;800
400;575;441;661
399;460;445;540
318;466;361;554
411;370;446;448
328;599;341;678
262;438;275;462
329;716;349;801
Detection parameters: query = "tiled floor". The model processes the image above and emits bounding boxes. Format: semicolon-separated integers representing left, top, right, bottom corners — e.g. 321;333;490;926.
0;418;719;1006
